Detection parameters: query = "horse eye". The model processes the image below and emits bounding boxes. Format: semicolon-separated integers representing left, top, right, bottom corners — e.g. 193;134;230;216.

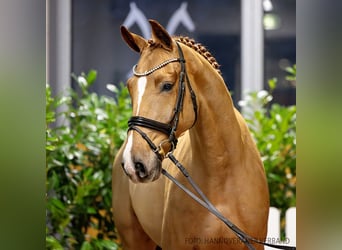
161;82;174;92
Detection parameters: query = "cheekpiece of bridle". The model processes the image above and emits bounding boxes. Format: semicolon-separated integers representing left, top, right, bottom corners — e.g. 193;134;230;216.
127;42;198;161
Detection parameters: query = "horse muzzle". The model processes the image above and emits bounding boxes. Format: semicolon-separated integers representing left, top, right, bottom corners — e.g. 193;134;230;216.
121;140;162;183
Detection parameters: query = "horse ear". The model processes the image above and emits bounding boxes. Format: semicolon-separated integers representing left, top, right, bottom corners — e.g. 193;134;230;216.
120;26;147;53
149;19;173;50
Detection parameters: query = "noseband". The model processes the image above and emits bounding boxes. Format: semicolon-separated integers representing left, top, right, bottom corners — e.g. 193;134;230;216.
127;42;198;160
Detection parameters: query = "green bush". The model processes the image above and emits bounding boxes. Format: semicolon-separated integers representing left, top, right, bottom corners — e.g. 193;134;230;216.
239;65;296;237
240;84;296;207
46;70;131;250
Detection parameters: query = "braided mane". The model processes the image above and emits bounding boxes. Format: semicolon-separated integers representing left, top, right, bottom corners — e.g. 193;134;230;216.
174;36;221;75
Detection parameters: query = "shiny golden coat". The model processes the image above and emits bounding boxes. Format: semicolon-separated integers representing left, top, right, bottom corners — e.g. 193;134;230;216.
113;20;269;250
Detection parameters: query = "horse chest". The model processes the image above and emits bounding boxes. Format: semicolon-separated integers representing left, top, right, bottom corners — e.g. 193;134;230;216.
129;177;165;243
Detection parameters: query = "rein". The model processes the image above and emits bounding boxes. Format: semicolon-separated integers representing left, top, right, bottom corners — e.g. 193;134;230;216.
126;42;295;250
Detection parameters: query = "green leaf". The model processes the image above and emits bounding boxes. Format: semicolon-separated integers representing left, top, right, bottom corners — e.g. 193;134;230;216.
285;64;296;81
46;235;64;250
285;64;296;75
87;207;97;214
87;69;98;85
81;241;92;250
46;145;57;151
268;78;277;91
99;240;119;250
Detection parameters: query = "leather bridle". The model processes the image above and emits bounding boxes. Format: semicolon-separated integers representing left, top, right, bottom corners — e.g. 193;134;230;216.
126;42;296;250
128;42;197;160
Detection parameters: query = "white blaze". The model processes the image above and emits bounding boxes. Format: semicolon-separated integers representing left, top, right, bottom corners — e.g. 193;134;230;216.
122;76;147;174
123;133;135;174
136;76;147;115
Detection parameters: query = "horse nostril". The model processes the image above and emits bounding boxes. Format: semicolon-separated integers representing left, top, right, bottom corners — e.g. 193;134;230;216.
134;162;147;178
121;161;130;176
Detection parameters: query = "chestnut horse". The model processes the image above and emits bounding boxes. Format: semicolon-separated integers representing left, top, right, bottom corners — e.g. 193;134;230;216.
112;20;269;250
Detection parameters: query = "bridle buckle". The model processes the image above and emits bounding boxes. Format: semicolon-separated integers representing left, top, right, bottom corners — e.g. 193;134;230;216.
154;139;176;159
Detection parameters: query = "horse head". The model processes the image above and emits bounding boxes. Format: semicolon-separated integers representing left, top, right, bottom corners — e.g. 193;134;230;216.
120;20;197;183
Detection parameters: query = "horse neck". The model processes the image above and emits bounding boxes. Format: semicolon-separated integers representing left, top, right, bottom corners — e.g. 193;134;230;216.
187;58;243;175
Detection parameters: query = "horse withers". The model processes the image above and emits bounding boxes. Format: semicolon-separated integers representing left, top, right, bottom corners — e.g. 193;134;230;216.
112;19;269;250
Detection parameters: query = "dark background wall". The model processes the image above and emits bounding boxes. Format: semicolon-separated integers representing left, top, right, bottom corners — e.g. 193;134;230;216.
71;0;295;105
